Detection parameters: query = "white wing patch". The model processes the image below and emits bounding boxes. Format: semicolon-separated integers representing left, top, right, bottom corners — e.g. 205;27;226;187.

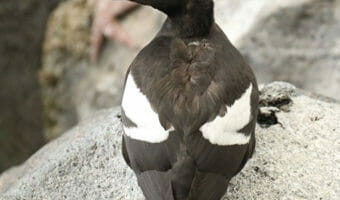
121;74;171;143
200;84;253;146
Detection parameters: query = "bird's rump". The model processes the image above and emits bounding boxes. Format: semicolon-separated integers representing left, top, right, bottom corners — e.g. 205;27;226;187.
120;3;258;197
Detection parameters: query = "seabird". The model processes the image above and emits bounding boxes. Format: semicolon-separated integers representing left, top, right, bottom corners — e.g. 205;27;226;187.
120;0;259;199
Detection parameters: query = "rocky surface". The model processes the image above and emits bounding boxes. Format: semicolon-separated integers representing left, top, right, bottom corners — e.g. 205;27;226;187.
237;0;340;101
0;0;60;172
40;0;340;140
0;82;339;200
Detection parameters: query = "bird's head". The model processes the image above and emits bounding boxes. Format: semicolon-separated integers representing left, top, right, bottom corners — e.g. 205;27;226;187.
125;0;214;37
125;0;213;17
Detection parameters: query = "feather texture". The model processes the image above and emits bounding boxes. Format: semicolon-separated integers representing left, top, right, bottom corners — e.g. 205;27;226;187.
120;0;258;199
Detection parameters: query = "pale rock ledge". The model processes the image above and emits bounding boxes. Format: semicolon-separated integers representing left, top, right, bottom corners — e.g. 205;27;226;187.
0;82;339;200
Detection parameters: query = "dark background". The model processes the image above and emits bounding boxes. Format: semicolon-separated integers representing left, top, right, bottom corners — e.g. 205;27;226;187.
0;0;61;172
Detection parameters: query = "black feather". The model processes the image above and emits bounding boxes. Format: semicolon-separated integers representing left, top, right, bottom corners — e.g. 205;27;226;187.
121;0;259;199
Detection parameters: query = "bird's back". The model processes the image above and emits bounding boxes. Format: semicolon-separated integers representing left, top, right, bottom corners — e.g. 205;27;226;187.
121;21;258;200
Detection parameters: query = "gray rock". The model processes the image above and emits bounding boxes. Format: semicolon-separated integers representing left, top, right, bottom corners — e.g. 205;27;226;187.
216;0;340;100
214;0;312;45
1;82;339;200
236;0;340;100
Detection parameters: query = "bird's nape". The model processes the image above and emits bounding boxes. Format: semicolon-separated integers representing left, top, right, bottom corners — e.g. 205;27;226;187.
124;0;182;15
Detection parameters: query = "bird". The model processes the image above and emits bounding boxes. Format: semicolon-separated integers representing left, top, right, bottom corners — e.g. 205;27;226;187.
120;0;259;199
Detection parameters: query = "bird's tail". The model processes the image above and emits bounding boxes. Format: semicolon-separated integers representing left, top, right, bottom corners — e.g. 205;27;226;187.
137;170;174;200
187;170;229;200
137;157;195;200
137;157;229;200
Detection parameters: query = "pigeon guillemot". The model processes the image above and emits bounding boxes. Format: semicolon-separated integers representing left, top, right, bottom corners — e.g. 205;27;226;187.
121;0;259;199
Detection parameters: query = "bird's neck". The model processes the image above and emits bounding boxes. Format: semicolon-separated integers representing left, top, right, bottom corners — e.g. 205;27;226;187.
169;11;214;38
130;0;214;38
169;1;214;38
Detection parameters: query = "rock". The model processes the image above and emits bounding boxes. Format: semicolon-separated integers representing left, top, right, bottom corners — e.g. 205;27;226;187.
0;0;60;172
235;0;340;100
214;0;311;45
1;82;339;199
216;0;340;100
40;0;165;140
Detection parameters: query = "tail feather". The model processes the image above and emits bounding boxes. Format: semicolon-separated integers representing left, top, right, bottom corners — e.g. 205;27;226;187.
137;163;229;200
171;158;196;200
137;170;174;200
187;170;229;200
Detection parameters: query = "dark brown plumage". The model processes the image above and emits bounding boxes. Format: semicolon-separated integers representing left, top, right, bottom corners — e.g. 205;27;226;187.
120;0;259;199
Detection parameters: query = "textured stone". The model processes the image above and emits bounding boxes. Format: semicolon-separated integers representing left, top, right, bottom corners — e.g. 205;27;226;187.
0;82;339;199
235;0;340;100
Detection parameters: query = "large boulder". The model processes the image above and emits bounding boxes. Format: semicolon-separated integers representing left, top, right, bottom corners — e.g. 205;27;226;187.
237;0;340;101
0;82;339;199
